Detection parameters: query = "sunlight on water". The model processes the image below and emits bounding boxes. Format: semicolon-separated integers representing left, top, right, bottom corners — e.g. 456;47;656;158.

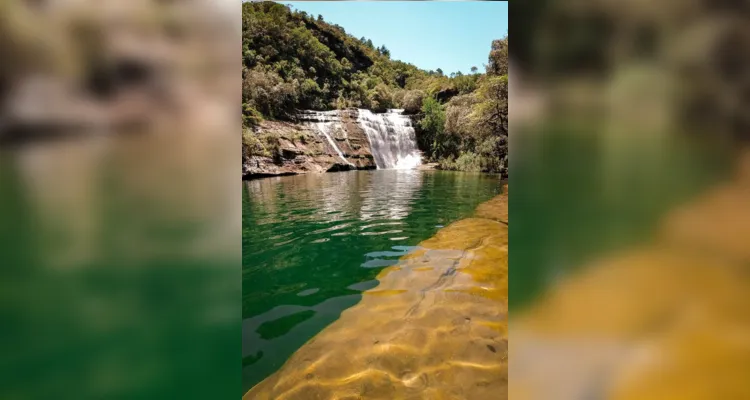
245;186;508;399
242;170;500;392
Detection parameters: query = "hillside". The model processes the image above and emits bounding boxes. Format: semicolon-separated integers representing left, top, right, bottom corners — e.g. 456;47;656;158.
242;1;508;176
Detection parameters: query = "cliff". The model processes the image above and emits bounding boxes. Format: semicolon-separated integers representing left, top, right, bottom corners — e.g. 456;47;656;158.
242;109;376;179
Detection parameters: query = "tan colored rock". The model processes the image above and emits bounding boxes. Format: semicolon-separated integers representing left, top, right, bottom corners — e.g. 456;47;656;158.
511;154;750;399
243;111;377;179
245;192;509;400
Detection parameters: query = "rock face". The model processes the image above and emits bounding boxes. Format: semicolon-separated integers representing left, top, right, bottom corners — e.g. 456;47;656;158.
242;109;377;179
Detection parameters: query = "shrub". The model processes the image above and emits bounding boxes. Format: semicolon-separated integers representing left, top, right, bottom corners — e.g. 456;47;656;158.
243;67;299;119
401;90;425;114
444;94;478;137
242;129;266;157
392;89;406;109
418;96;445;159
293;131;309;144
452;152;483;172
259;133;281;161
369;83;394;112
242;103;263;127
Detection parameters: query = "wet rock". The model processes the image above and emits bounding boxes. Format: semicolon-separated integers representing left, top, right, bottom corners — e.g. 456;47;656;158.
242;114;376;180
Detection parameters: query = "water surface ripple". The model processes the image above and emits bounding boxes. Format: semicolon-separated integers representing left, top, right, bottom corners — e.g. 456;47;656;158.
242;170;499;391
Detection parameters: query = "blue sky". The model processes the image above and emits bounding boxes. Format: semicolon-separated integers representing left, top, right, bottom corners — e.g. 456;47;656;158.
282;1;508;75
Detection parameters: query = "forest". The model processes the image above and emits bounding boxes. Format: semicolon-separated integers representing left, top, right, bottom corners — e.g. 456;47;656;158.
242;2;508;176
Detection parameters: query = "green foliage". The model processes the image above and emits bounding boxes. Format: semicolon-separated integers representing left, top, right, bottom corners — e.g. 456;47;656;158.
242;129;282;160
369;83;395;112
243;103;263;127
472;75;508;143
242;66;299;119
442;152;483;172
418;97;446;159
241;2;509;176
242;2;426;122
242;129;267;157
292;131;310;144
417;36;509;176
452;74;480;94
488;36;508;76
400;90;425;114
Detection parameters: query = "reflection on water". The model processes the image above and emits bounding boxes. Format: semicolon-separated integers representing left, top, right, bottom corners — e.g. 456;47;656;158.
359;170;423;222
245;188;508;399
242;170;500;392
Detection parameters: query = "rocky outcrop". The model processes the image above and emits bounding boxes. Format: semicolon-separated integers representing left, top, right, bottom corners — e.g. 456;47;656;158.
242;109;376;180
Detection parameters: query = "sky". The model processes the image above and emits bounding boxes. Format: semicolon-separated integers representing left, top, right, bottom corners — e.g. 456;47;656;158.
283;1;508;75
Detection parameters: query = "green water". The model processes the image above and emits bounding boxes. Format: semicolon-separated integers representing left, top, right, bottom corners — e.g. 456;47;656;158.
510;125;733;311
242;170;500;392
0;146;239;400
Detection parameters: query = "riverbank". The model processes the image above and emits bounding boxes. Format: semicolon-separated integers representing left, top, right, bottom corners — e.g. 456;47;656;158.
243;107;426;180
242;110;378;180
244;186;508;399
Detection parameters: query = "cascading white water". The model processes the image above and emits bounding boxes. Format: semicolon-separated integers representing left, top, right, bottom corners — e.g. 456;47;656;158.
315;122;354;167
300;110;354;167
357;109;421;170
299;109;421;170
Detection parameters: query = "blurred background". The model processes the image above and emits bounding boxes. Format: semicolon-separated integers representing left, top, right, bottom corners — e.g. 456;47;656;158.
3;0;749;398
0;1;240;399
510;0;750;399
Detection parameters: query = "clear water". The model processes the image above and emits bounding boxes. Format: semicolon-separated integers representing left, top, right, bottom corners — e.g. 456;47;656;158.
242;170;500;392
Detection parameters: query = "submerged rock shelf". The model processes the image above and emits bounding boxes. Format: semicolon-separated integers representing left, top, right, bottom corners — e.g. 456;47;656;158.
244;187;508;400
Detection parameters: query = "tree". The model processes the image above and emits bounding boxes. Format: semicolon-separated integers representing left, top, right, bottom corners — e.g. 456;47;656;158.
369;83;395;112
436;68;444;76
471;66;479;74
401;90;425;114
419;97;446;159
366;39;374;49
488;36;508;76
379;45;390;57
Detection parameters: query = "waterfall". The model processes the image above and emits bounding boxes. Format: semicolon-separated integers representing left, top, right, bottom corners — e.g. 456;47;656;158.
315;122;354;167
300;110;354;167
357;109;421;170
298;109;422;170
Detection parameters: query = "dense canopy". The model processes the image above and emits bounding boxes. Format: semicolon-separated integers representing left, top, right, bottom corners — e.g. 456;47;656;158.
242;1;508;176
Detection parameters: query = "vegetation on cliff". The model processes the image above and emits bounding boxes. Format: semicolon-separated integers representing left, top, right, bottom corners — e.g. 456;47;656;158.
242;1;508;176
418;38;508;176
